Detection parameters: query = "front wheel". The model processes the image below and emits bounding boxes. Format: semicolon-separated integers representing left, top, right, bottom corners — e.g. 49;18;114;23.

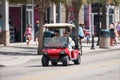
62;56;69;66
74;54;81;65
41;56;49;66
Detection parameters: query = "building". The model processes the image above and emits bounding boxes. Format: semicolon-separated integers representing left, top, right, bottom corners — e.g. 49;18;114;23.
0;0;120;45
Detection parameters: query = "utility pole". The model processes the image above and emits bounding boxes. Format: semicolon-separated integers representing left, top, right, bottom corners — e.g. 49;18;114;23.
96;3;100;46
91;13;95;49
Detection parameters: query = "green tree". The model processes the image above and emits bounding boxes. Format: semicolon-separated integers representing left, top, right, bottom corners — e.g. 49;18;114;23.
69;0;83;49
35;0;63;55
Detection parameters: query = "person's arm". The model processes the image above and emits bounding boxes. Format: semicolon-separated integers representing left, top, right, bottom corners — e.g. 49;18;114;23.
24;29;27;37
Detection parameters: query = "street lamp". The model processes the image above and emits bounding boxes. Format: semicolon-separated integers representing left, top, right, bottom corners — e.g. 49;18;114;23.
96;3;101;46
91;13;95;49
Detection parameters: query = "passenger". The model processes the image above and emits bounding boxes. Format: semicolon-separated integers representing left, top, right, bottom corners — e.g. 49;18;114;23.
63;32;75;50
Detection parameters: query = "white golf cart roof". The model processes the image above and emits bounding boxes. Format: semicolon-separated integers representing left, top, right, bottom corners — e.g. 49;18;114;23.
44;23;76;28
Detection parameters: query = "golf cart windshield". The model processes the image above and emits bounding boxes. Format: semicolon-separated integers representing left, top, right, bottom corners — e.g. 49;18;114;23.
44;37;68;48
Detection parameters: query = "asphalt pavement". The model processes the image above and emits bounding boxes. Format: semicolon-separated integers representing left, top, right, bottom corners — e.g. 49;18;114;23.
0;39;120;67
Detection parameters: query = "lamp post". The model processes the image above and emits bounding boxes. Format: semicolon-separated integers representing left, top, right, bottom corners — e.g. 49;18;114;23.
96;3;100;46
91;13;95;49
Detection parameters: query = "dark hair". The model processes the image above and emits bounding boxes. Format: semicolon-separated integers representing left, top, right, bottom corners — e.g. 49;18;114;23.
54;30;59;34
26;24;32;28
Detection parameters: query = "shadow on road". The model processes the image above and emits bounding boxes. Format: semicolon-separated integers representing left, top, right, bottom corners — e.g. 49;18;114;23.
0;51;38;56
0;46;39;56
11;46;37;49
26;64;75;68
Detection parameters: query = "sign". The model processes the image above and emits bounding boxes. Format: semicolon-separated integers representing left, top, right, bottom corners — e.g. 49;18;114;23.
0;0;2;4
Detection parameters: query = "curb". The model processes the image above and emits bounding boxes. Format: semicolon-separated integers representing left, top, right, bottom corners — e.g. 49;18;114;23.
84;47;120;54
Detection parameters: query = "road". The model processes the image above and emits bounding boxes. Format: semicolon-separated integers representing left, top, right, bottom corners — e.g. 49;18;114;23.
0;50;120;80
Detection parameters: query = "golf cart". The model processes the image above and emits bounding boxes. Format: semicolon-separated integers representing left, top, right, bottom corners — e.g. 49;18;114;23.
41;23;82;66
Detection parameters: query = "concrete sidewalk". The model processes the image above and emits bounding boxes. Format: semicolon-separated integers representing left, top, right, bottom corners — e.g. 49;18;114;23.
0;41;120;67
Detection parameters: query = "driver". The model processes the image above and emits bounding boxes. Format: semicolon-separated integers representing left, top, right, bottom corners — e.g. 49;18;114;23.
54;30;60;37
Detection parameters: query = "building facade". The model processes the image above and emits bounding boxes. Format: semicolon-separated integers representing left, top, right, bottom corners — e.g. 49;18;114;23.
0;1;120;45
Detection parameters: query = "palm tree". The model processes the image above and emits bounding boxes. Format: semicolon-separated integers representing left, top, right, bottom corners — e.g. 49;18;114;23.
68;0;83;49
35;0;64;55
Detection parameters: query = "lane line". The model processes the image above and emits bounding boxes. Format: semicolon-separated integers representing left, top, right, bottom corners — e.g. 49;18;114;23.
20;60;120;80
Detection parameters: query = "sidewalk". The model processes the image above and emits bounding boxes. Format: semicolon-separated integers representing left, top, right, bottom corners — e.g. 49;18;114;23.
0;41;120;67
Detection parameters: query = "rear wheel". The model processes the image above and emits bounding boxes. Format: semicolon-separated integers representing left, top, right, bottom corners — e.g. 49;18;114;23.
41;56;49;66
62;56;69;66
74;54;81;64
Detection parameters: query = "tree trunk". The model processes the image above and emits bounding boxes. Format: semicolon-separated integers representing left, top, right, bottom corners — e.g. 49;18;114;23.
101;4;107;29
37;12;45;55
65;6;69;23
73;9;80;49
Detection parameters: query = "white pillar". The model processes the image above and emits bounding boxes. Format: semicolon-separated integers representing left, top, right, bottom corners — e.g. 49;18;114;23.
106;6;109;29
91;13;94;35
53;3;56;23
32;0;34;41
2;0;9;31
88;4;92;36
0;0;9;45
114;7;120;23
59;2;63;36
119;6;120;21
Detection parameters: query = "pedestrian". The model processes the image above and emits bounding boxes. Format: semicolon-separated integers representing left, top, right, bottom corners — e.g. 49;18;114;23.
116;21;120;38
109;23;115;46
34;20;39;46
78;24;84;45
114;28;119;46
24;24;32;46
113;22;119;46
85;30;90;45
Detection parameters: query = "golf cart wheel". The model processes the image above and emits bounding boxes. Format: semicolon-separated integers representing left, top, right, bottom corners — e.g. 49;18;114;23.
51;61;57;66
62;56;69;66
74;54;81;65
42;56;49;66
